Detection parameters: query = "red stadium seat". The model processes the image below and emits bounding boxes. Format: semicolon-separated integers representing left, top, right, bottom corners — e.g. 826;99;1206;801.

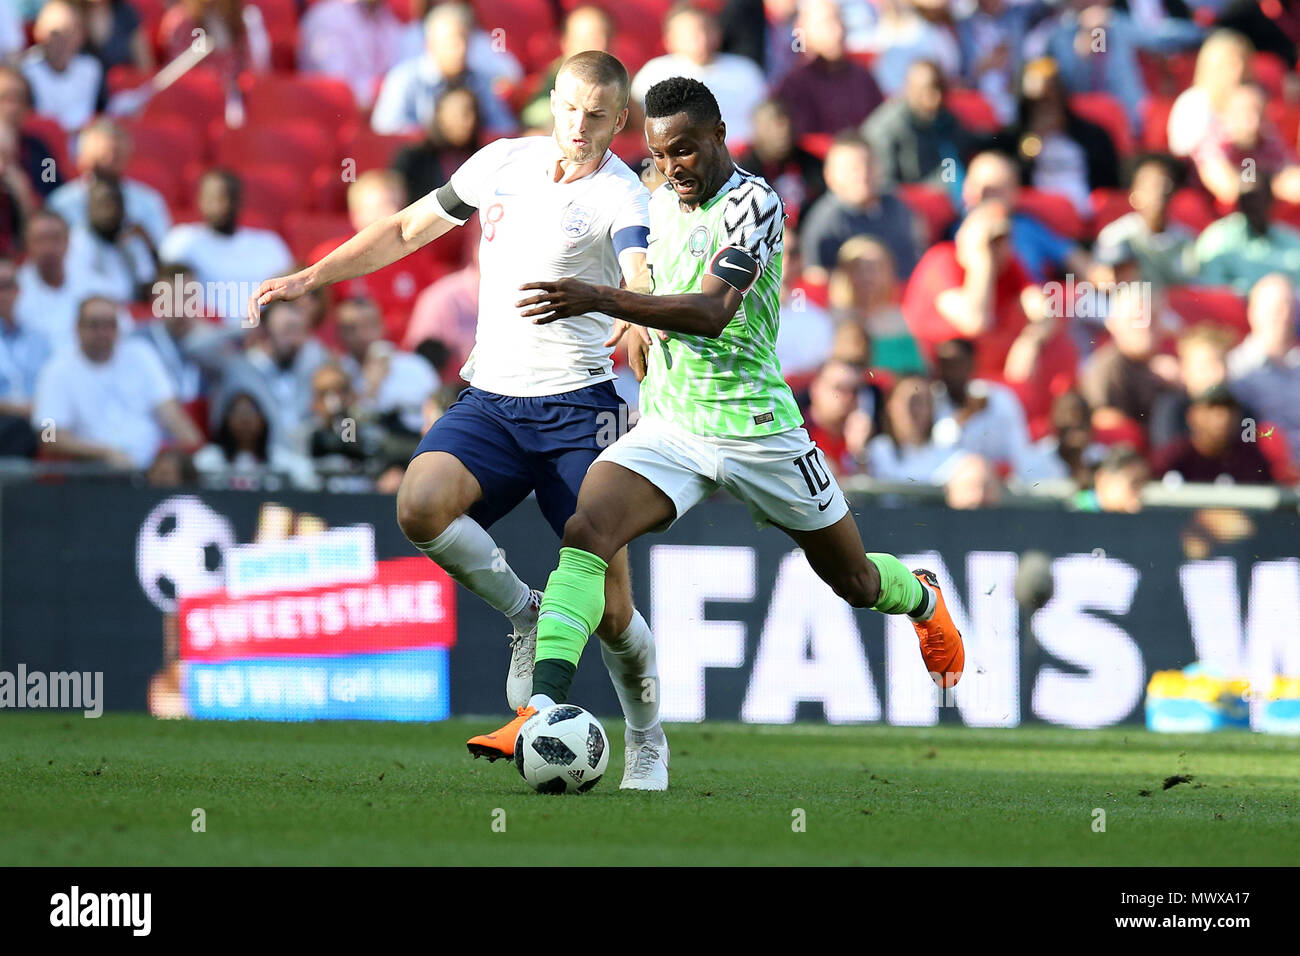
945;89;1000;134
233;163;305;233
1251;51;1288;101
283;209;352;262
897;183;956;245
1169;188;1216;233
123;116;207;171
142;67;226;128
21;114;71;178
341;130;423;174
1069;92;1133;155
1016;187;1087;240
798;132;832;160
1267;101;1300;152
242;74;361;139
214;120;336;174
470;0;557;72
1257;422;1300;485
106;64;153;95
124;156;185;206
1089;187;1132;236
1140;95;1175;152
1164;286;1249;341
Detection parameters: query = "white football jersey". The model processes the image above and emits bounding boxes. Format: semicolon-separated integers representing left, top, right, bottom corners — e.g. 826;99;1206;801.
432;135;650;396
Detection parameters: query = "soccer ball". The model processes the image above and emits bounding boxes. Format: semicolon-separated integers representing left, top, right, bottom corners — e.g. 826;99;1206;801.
136;495;236;611
514;704;610;794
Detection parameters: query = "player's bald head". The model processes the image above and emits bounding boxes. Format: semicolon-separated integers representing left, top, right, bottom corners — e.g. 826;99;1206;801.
557;50;629;110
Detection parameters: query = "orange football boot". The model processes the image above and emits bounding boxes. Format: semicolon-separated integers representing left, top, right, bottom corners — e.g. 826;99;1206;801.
911;569;965;688
467;706;536;761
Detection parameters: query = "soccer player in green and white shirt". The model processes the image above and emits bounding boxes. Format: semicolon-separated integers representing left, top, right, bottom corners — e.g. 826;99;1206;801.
467;78;966;787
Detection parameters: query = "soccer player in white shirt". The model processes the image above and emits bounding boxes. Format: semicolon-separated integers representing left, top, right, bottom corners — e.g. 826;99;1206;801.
251;52;670;790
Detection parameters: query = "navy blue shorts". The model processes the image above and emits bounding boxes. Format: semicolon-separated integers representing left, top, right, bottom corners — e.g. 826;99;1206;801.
412;381;625;536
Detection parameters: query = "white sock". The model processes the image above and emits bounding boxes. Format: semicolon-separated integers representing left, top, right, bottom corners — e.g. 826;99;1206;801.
528;693;556;712
412;516;532;622
908;582;937;623
600;610;660;732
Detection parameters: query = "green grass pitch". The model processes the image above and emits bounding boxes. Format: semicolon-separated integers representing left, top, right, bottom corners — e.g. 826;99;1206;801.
1;713;1297;865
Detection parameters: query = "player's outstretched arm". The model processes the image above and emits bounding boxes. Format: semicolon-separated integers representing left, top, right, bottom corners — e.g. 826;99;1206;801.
519;274;742;339
248;190;458;324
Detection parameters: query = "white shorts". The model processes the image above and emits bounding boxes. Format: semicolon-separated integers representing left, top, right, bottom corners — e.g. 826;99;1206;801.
595;416;850;532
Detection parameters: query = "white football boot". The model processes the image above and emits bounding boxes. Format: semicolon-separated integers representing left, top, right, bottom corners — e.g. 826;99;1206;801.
505;590;543;711
620;727;670;791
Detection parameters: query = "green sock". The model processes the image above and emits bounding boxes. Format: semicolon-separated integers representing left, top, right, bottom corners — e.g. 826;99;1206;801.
866;553;924;615
532;659;577;703
533;547;609;701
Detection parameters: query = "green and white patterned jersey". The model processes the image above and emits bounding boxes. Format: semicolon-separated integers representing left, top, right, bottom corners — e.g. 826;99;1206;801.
639;167;804;438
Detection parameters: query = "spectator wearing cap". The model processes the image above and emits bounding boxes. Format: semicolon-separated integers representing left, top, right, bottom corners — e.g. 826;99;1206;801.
774;0;883;137
1195;173;1300;293
862;59;976;191
47;119;172;247
1094;154;1195;289
158;170;294;325
1151;383;1274;484
1227;273;1300;463
631;2;767;145
31;295;201;469
800;133;921;281
371;2;517;135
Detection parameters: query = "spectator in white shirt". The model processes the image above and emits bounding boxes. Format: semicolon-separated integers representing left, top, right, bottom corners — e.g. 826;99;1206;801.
929;336;1063;480
65;174;155;303
15;208;125;351
335;295;438;436
158;170;294;324
867;374;963;483
32;295;201;468
46;119;171;246
0;255;49;455
298;0;406;109
21;1;104;133
631;2;767;144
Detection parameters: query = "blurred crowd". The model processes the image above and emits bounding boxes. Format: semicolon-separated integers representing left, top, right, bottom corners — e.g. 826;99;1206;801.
0;0;1297;507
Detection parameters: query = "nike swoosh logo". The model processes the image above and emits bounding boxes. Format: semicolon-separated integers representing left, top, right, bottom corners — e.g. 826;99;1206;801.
716;258;748;272
817;498;833;512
